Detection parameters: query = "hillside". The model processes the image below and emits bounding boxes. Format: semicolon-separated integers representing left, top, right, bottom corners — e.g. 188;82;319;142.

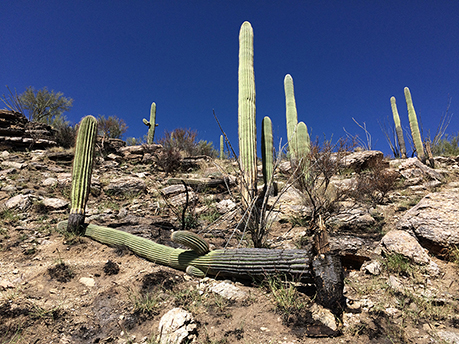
1;145;459;344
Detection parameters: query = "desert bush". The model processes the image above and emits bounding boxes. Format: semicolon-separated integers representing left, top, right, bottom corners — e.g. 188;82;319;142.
54;121;77;148
96;115;128;140
431;133;459;156
349;161;399;206
153;145;182;176
1;86;73;124
295;137;354;231
158;128;217;157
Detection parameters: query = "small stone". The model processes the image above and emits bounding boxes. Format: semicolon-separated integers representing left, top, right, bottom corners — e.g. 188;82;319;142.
42;198;69;209
79;277;95;287
5;194;32;210
361;260;382;275
208;280;248;301
216;199;237;214
42;177;58;187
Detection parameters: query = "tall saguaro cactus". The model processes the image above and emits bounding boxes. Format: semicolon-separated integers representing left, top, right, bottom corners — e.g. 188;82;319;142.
390;96;407;159
261;116;273;192
238;21;257;206
284;74;299;160
143;102;158;144
404;87;425;163
67;115;98;235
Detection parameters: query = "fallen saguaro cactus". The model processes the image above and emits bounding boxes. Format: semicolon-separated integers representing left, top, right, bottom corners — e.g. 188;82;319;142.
57;221;344;314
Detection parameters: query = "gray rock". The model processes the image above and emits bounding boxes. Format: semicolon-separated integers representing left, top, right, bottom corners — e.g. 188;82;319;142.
158;308;196;344
436;330;459;344
361;260;382;275
396;190;459;250
42;198;69;209
327;203;376;231
1;161;27;169
398;158;444;181
207;280;248;301
105;177;146;196
340;150;384;173
381;230;430;265
42;177;58;187
5;194;32;210
0;168;17;175
216;199;236;214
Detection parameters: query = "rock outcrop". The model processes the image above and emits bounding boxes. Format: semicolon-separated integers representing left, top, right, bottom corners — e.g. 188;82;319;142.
396;189;459;253
0;109;57;149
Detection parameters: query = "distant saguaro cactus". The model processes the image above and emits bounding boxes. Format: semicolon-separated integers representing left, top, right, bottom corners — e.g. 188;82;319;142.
404;87;425;163
261;116;273;193
143;102;158;144
238;21;257;207
390;96;407;159
284;74;299;160
67;115;98;235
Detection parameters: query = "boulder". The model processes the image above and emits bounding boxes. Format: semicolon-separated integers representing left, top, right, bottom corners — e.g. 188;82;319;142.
340;150;384;173
105;177;146;196
381;230;430;265
397;157;445;182
158;308;197;344
396;190;459;253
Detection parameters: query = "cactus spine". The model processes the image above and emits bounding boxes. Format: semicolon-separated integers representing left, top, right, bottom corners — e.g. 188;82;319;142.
261;116;273;192
67;115;98;235
143;102;158;144
238;21;257;206
220;135;224;159
284;74;299;160
404;87;425;163
390;96;407;159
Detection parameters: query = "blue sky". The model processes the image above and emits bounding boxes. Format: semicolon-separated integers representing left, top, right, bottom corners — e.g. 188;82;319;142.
2;1;459;156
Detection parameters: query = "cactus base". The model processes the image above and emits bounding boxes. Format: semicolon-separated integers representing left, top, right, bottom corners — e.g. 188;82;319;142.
67;213;86;235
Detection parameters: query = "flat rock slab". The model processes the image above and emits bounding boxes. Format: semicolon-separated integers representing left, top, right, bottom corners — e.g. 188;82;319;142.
397;190;459;251
381;230;430;265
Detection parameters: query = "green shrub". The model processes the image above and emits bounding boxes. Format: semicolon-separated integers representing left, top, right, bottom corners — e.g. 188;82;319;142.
431;133;459;156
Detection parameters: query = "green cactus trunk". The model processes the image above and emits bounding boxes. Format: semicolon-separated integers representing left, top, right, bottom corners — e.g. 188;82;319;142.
390;96;407;159
67;115;98;235
284;74;299;160
404;87;425;163
296;121;310;181
238;21;257;206
220;135;224;159
78;222;314;282
143;102;158;144
261;116;273;192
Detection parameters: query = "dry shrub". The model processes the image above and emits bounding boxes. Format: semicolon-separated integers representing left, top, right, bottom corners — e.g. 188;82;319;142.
153;145;182;176
295;137;355;231
350;161;399;206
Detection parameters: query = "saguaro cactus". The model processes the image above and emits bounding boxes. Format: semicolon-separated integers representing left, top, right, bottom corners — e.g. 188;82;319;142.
67;115;98;235
284;74;299;160
238;21;257;206
296;121;310;180
143;102;158;144
261;116;273;192
390;96;407;159
404;87;425;163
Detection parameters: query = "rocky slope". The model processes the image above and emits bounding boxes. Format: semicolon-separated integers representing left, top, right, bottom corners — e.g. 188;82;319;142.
1;147;459;344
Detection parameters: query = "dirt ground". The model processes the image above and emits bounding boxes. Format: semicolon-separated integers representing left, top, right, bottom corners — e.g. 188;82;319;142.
1;151;459;344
